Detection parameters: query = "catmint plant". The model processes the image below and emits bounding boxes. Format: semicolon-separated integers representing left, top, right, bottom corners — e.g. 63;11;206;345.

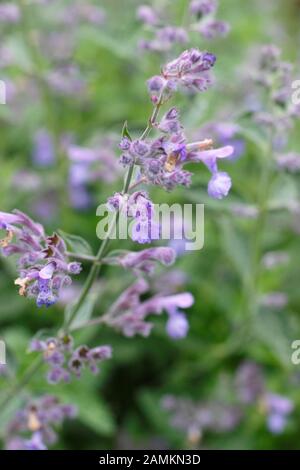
0;42;235;449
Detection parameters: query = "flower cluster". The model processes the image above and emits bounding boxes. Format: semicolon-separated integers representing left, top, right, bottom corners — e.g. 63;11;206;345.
29;335;112;384
119;50;234;198
161;395;242;445
101;278;193;339
235;361;294;434
118;246;176;275
5;395;77;450
0;3;21;24
189;0;230;39
162;361;294;443
148;49;216;98
107;190;160;244
251;45;300;150
66;136;121;210
137;1;230;53
0;210;81;307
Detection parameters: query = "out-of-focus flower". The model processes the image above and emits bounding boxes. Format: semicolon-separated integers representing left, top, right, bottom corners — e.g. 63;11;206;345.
136;5;159;26
195;19;230;39
32;129;56;167
162;395;242;442
46;65;86;97
235;361;265;404
265;393;294;434
66;138;121;210
260;292;288;310
276;153;300;173
0;4;21;23
262;251;289;270
5;395;77;450
230;203;259;219
102;278;194;339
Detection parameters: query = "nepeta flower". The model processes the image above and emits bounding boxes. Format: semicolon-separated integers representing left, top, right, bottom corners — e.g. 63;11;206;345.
265;393;294;434
207;171;232;199
119;246;176;274
276;153;300;172
260;292;288;309
235;361;265;404
0;4;21;23
103;279;194;338
162;395;242;443
29;335;112;384
32;129;55;167
107;191;160;244
0;210;81;307
189;0;218;16
136;5;159;26
262;251;289;270
166;310;189;339
5;395;77;450
196;19;230;39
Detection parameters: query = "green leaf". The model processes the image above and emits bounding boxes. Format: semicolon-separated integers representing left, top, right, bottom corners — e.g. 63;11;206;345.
58;230;93;256
121;120;132;141
58;378;115;436
219;216;251;283
252;309;293;369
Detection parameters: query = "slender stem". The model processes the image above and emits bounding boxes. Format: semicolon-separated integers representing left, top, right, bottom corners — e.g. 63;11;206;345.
66;252;99;263
128;177;148;192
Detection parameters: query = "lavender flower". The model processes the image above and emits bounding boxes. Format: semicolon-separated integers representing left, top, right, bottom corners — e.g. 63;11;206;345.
107;191;160;244
162;395;242;442
196;19;230;39
265;393;294;434
103;279;194;338
5;395;77;450
136;5;159;26
166;310;189;339
260;292;288;310
235;361;265;404
276;153;300;173
119;246;176;274
0;4;21;23
189;0;218;16
0;210;81;307
262;251;289;270
207;171;232;199
29;335;112;384
32;129;55;167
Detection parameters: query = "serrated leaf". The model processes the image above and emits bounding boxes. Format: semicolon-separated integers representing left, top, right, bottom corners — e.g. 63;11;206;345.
58;230;93;256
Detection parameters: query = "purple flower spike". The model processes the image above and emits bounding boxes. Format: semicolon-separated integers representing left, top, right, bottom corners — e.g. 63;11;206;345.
207;172;232;199
166;310;189;339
